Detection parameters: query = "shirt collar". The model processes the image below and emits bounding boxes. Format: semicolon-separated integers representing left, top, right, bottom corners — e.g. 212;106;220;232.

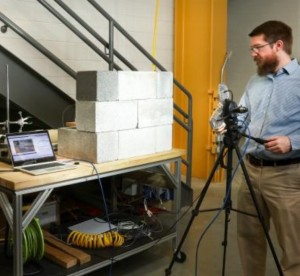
273;58;298;77
267;58;299;79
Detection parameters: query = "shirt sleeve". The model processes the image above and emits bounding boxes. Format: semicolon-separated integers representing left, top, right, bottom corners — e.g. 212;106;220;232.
289;135;300;150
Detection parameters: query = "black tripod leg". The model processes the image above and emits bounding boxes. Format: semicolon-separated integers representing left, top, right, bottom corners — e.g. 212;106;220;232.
221;147;234;276
222;206;231;276
165;145;226;276
234;146;283;276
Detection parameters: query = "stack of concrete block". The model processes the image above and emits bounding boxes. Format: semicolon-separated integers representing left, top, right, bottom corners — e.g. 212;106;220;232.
58;71;173;163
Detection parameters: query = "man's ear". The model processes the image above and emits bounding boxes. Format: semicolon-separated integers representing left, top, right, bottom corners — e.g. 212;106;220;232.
274;40;284;51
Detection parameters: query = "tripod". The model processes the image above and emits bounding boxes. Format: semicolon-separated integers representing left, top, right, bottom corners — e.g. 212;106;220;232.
165;128;283;276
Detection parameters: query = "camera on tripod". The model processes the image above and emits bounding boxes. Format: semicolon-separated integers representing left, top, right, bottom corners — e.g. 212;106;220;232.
222;99;248;132
209;95;248;143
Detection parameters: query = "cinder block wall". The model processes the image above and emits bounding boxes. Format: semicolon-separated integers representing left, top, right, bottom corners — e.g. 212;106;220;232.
58;71;173;162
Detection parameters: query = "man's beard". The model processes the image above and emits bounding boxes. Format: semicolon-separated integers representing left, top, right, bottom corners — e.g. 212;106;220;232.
255;54;279;76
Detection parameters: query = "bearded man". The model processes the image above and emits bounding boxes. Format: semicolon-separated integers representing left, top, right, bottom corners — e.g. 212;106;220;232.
236;20;300;276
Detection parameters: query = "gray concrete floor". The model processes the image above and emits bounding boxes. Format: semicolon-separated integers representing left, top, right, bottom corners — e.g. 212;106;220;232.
87;176;281;276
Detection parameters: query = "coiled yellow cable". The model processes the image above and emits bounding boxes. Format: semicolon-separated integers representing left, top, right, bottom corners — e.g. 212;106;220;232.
67;230;125;249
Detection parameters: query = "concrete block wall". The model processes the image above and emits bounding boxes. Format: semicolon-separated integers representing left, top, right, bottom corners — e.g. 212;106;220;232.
58;71;173;163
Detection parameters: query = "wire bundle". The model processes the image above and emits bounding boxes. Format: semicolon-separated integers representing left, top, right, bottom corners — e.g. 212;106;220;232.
22;217;44;264
67;230;125;249
23;218;45;263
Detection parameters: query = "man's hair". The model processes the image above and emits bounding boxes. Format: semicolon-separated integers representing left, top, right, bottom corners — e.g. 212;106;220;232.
249;20;293;55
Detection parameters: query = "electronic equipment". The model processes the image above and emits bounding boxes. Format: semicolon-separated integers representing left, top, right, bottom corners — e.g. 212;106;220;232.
68;218;117;234
6;130;76;175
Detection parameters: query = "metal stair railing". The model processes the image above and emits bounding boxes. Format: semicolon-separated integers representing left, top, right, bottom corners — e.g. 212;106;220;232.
54;0;137;71
37;0;124;71
0;12;76;79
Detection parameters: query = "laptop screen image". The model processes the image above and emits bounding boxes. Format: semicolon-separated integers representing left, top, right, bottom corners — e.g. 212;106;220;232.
6;130;56;167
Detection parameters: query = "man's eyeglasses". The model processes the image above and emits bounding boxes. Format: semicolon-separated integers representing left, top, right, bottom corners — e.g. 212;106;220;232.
249;42;274;53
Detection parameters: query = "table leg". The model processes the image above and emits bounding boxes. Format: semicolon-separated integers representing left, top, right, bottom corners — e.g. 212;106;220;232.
13;194;23;276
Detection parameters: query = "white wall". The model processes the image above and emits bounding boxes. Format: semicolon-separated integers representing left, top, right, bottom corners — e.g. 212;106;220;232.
0;0;174;99
227;0;300;102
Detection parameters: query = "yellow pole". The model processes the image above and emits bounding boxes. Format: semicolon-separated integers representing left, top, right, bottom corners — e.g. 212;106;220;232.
151;0;160;71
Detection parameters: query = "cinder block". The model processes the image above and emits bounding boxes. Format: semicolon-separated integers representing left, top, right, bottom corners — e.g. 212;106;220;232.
58;128;118;163
157;72;173;98
118;128;156;159
76;101;138;132
155;125;173;152
118;71;157;100
76;71;119;101
76;71;173;102
138;98;173;128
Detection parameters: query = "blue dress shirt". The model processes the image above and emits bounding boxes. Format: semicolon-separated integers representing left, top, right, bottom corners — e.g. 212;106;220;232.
238;58;300;160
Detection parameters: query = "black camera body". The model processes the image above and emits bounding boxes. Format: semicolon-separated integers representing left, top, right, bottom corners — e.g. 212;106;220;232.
222;99;247;145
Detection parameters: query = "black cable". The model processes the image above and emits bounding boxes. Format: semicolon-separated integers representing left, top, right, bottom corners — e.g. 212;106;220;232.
240;132;267;145
80;160;116;276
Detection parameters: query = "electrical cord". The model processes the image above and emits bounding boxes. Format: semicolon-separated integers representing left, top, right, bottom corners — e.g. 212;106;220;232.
144;198;153;217
6;217;44;269
100;212;151;249
240;133;267;144
72;160;120;276
67;230;124;248
23;217;45;264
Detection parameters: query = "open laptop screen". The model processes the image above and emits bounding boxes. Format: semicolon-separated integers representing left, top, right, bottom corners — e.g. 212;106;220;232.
6;130;56;167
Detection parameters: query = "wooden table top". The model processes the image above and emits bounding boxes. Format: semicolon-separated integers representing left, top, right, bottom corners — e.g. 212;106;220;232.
0;149;185;192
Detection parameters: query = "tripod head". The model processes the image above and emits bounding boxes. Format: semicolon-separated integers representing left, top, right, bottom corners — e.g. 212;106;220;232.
222;99;247;147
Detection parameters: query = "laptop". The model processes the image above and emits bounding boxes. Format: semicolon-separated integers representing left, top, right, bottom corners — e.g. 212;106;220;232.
6;130;76;175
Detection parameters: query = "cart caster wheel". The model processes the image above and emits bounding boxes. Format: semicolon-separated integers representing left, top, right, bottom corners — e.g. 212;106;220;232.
174;251;186;263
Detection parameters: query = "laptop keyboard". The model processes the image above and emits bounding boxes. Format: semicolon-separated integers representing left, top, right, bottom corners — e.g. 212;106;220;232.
25;163;63;171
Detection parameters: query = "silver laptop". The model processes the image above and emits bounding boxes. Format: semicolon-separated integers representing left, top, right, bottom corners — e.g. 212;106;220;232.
6;130;76;175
